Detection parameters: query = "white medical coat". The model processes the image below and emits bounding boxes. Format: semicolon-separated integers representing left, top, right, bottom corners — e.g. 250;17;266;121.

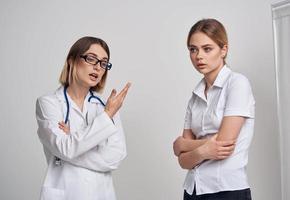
36;86;126;200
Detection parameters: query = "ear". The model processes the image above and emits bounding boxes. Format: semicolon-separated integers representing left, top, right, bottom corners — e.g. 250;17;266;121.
221;45;228;58
67;58;73;67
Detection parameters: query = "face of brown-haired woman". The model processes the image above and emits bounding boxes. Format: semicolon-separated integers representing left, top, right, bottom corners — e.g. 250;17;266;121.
188;32;227;80
73;44;109;89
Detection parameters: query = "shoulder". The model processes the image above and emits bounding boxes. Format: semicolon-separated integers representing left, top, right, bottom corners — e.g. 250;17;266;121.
225;71;255;101
229;71;250;83
227;71;252;89
36;88;62;110
35;88;65;120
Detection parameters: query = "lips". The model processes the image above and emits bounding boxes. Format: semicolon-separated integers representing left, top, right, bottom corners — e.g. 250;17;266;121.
89;73;98;81
197;63;206;67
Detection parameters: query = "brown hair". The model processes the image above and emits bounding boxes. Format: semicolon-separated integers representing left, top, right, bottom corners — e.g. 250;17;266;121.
59;36;110;93
187;18;228;58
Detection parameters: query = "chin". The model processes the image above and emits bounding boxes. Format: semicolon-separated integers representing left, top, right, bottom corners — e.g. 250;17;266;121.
84;80;98;88
89;82;99;88
196;68;209;75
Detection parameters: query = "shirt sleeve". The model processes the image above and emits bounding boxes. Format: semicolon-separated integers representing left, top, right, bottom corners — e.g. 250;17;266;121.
184;94;195;129
224;74;255;118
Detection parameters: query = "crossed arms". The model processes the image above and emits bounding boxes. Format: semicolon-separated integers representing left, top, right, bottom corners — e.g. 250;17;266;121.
173;116;245;169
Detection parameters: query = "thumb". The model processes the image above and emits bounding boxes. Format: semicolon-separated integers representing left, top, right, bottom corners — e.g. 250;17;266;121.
108;89;117;99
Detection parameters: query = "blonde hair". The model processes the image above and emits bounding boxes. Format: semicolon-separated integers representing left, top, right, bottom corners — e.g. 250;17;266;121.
59;36;110;93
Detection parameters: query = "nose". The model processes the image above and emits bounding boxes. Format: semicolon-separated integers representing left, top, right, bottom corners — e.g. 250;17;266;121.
196;50;203;60
93;62;102;71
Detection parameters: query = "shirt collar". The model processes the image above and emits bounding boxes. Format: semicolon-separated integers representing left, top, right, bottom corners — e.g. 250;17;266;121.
55;86;103;105
212;65;232;88
193;65;232;99
193;79;207;100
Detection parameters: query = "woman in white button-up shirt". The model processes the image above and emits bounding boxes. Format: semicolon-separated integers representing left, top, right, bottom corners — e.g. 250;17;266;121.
173;19;254;200
36;36;130;200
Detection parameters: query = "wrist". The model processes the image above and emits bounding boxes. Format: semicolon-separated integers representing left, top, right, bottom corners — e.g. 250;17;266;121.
104;109;113;119
197;145;207;160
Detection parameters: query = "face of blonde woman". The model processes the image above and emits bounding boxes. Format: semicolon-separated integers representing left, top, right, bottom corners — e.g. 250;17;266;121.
74;44;108;88
188;32;227;77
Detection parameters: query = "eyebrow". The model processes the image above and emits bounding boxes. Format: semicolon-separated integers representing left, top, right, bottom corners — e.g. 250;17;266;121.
188;44;214;48
86;52;108;60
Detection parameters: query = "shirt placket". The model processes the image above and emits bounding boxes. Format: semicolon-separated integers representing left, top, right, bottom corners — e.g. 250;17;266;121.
196;89;212;195
201;89;212;134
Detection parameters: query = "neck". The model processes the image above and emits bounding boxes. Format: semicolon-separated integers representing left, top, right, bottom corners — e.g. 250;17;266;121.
204;63;224;88
67;82;89;102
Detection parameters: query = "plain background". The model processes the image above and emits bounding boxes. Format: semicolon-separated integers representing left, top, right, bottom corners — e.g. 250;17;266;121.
0;0;283;199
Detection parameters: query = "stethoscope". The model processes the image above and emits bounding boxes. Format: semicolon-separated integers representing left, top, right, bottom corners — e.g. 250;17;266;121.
54;86;106;166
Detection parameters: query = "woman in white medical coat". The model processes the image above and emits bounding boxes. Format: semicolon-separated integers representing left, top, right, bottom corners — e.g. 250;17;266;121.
36;36;130;200
173;19;254;200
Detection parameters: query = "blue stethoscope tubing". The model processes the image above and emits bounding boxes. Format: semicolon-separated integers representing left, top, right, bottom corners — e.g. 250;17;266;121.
63;86;106;124
54;86;107;166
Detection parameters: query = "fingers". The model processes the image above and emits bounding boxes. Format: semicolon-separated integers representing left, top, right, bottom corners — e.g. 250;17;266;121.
218;140;236;147
116;82;131;99
219;146;235;154
105;83;131;118
108;89;117;100
210;134;236;147
123;82;132;91
109;83;131;102
220;145;235;152
58;121;65;129
216;145;235;159
58;121;70;134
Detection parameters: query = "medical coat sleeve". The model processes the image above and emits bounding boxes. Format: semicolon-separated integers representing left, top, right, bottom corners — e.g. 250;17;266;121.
69;112;127;172
36;96;118;160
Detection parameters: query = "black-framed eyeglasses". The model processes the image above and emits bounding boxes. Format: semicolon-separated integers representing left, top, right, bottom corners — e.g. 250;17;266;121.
80;54;112;70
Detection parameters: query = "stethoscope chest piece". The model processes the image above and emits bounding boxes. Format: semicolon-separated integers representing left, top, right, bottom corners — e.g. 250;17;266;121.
54;157;61;166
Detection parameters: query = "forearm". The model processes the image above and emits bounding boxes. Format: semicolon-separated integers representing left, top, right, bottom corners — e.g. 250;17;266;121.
178;147;205;169
174;131;208;157
68;144;126;172
67;112;127;172
183;139;207;152
37;112;117;160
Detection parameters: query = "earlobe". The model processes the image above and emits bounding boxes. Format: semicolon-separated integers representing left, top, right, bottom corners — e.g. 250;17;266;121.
67;59;72;68
221;45;228;58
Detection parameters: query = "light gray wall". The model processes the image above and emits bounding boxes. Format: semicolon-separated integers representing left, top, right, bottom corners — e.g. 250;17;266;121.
0;0;282;199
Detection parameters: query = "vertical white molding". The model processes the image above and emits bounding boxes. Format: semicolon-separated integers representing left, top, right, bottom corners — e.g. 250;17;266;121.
272;1;290;200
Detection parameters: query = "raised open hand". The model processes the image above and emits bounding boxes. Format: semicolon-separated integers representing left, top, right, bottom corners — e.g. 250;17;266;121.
104;82;131;118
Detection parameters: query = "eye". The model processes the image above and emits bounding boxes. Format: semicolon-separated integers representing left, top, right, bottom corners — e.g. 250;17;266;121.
204;47;212;53
86;56;97;63
189;47;198;53
100;61;109;68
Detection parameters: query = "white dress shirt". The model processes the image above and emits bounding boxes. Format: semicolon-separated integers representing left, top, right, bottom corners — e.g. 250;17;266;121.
36;86;126;200
183;65;255;195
